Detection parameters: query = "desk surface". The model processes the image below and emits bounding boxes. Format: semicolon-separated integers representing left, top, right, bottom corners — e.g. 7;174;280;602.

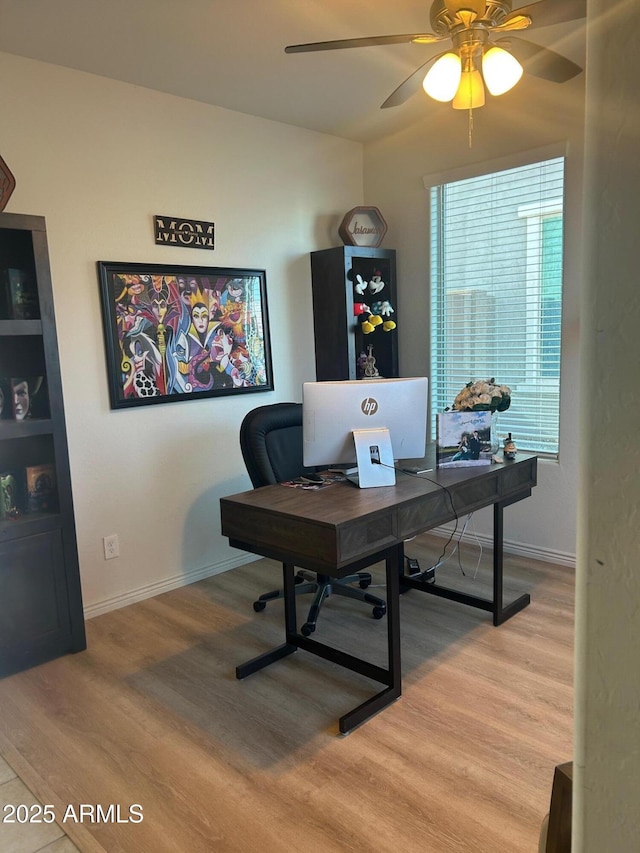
221;453;537;575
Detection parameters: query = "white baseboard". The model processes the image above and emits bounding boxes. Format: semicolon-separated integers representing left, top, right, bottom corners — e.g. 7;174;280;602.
83;551;261;619
84;531;574;620
424;525;576;569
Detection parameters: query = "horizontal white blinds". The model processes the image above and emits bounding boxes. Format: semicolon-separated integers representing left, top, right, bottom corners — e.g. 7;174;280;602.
429;156;565;455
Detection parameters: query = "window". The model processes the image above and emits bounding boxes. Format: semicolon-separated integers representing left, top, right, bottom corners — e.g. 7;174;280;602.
428;154;565;456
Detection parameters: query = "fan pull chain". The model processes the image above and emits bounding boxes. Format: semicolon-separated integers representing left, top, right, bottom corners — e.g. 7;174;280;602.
468;107;474;148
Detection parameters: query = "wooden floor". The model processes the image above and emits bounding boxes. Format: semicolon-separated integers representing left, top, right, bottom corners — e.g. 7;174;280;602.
0;533;573;853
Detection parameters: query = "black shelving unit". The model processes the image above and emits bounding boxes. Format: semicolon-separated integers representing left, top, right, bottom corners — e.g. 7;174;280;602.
309;246;398;381
0;212;85;677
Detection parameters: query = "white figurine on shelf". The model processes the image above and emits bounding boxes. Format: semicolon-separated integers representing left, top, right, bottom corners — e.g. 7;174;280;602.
354;274;368;295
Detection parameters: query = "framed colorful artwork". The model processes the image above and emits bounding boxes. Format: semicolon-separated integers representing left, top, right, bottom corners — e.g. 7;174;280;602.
97;261;274;409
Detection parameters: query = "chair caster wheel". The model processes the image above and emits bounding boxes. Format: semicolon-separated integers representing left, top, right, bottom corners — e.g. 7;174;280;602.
372;605;386;620
301;622;315;636
253;600;267;612
358;579;371;589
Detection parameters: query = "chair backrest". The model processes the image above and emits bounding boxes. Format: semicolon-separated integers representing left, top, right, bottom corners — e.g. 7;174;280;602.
240;402;314;488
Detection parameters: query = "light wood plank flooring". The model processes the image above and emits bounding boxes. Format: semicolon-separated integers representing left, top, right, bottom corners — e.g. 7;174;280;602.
0;533;573;853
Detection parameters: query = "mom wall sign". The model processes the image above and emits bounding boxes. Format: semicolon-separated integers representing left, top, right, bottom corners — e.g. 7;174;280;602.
154;215;215;250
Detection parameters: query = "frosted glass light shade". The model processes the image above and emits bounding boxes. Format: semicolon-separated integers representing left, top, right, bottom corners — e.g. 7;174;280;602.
452;69;485;109
482;46;523;96
423;53;462;102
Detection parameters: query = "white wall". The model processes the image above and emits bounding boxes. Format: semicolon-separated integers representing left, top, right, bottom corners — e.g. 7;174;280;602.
362;78;585;561
0;51;363;615
574;2;640;848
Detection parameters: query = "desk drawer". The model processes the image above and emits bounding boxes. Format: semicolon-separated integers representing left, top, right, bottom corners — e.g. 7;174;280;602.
339;513;397;564
500;457;537;495
397;489;451;539
397;474;503;537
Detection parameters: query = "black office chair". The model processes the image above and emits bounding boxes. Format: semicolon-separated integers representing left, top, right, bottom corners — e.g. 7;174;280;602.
239;402;387;636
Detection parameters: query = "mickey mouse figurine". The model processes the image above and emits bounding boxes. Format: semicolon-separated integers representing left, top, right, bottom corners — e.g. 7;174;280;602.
368;271;385;294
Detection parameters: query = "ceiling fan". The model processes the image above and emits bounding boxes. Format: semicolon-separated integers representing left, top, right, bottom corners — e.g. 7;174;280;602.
285;0;586;112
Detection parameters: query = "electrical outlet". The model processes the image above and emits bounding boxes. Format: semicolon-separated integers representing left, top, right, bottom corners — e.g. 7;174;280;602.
103;534;120;560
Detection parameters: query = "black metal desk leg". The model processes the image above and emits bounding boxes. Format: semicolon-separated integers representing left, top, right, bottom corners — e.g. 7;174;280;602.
283;562;298;641
235;561;298;679
338;543;403;734
386;545;402;689
493;501;530;626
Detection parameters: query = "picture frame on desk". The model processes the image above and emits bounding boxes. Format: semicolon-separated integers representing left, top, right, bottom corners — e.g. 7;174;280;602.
436;410;492;468
97;261;274;410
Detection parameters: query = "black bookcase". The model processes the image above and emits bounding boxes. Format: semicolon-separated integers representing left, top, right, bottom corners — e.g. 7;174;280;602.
0;212;85;677
310;246;398;381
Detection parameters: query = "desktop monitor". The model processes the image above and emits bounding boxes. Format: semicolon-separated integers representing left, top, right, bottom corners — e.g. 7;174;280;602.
302;377;428;486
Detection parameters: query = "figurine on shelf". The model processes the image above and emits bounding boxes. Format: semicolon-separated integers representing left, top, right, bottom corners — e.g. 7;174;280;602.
360;316;375;334
354;274;368;295
371;299;393;317
353;272;397;335
353;302;370;317
368;271;385;294
361;345;380;379
503;433;517;460
371;300;397;331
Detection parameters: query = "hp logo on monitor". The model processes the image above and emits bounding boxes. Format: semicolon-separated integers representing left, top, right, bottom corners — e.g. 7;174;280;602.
361;397;379;416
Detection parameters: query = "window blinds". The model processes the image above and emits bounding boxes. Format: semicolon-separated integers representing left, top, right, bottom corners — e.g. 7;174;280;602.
429;156;565;456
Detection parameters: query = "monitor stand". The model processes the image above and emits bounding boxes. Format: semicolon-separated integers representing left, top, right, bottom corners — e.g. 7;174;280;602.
347;428;396;488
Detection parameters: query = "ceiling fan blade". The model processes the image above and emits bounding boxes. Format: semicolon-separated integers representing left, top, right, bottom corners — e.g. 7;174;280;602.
493;15;533;33
499;37;583;82
503;0;586;30
381;54;446;109
285;33;441;53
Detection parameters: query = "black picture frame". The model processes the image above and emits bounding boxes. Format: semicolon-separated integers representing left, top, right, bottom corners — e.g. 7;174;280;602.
97;261;274;410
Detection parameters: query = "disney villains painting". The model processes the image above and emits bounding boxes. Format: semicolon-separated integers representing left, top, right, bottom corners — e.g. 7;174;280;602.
98;262;273;409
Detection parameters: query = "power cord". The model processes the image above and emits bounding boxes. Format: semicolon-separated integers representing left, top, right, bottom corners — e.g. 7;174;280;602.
372;460;460;584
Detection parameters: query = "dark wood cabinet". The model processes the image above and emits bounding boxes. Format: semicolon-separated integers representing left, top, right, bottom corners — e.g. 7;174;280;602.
545;762;572;853
310;246;398;381
0;212;85;677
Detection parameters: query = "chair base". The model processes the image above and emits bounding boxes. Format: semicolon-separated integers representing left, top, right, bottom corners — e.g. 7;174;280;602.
253;571;386;636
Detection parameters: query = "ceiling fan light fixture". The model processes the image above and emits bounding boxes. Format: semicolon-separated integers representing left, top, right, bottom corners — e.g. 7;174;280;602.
423;52;462;102
452;68;485;109
482;45;523;95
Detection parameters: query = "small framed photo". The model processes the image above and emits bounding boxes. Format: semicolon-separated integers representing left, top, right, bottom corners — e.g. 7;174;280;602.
436;410;492;468
97;261;274;410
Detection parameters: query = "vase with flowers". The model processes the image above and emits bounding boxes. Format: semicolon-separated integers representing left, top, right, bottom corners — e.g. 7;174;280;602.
447;378;511;454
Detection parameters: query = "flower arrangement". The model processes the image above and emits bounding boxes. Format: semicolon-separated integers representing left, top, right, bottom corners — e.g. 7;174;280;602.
449;378;511;413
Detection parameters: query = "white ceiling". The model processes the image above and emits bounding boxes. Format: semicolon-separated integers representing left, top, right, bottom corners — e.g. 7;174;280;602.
0;0;586;143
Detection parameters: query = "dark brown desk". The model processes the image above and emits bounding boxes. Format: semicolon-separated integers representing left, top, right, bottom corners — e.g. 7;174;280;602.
220;453;537;733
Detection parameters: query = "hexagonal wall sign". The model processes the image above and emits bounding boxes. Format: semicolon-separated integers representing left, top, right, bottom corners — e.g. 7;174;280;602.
0;155;15;212
338;206;388;248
